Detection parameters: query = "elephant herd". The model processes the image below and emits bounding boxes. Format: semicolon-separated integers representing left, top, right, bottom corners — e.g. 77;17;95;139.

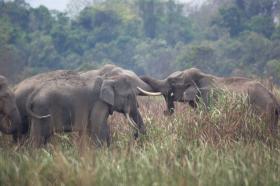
0;64;279;146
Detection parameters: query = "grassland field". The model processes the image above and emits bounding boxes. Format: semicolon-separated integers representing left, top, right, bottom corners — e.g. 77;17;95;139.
0;86;279;186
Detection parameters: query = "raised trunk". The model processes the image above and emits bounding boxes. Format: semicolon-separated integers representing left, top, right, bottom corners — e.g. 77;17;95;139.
140;76;168;93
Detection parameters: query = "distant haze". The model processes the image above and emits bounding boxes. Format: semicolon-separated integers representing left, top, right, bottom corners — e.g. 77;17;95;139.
26;0;206;11
26;0;69;11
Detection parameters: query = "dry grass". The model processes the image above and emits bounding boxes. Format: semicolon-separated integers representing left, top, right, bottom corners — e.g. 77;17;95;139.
0;91;280;185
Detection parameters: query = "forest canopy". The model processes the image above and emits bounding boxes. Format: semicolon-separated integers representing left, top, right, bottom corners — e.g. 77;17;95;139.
0;0;279;83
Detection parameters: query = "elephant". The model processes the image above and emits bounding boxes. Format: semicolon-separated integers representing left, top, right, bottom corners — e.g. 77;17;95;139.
15;65;160;141
0;75;22;137
18;70;146;146
14;70;76;139
141;68;279;134
80;64;161;96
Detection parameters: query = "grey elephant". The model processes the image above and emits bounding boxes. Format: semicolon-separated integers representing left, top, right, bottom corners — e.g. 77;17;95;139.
14;70;75;139
0;75;22;136
80;64;161;96
15;65;159;142
17;70;146;146
141;68;279;134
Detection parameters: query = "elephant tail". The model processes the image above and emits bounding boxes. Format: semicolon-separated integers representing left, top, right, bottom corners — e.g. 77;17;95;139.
25;91;51;120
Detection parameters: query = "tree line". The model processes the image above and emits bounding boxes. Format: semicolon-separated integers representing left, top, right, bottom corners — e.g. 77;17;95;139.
0;0;279;83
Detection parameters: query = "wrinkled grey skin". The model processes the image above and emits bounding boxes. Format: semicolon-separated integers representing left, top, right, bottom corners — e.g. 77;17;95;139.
141;68;279;134
80;64;155;95
81;64;157;138
0;75;22;136
16;70;145;146
14;70;74;139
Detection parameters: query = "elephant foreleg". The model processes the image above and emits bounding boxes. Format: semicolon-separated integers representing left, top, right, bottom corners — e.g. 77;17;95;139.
89;101;110;146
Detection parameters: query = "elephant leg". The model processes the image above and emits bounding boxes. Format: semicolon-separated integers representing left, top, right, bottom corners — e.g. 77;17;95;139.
29;104;52;147
89;101;110;146
29;117;51;147
100;122;111;146
201;92;209;108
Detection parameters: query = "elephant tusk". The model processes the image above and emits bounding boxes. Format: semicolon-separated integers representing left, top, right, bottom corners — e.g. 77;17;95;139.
137;87;162;96
125;113;139;131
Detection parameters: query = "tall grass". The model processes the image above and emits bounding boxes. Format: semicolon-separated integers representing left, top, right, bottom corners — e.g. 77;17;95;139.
0;91;279;186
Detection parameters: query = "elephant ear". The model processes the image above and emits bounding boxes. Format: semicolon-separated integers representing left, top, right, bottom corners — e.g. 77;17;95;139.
113;77;132;96
100;80;115;106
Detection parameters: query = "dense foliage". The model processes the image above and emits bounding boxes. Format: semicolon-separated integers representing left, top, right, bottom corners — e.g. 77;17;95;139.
0;0;279;83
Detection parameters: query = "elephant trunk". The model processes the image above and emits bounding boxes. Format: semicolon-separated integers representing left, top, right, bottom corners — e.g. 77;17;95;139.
140;76;174;115
140;76;167;93
163;95;175;115
126;109;146;138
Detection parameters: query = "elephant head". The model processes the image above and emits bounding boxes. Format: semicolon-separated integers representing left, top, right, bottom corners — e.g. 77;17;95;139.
140;68;215;114
0;75;22;135
98;75;146;136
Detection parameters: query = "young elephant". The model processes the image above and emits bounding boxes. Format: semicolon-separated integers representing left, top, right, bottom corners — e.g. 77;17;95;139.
0;75;22;136
141;68;279;134
25;71;146;146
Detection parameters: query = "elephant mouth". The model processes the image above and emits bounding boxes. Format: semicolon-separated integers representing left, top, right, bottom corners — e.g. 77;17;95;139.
178;97;190;102
188;100;197;108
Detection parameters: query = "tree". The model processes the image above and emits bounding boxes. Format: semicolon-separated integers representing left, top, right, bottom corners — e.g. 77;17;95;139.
28;6;54;32
138;0;157;38
213;5;245;37
266;59;280;84
176;44;217;73
246;15;274;37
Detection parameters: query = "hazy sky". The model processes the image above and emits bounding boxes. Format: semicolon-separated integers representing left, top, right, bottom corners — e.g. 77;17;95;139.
27;0;69;11
26;0;205;11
